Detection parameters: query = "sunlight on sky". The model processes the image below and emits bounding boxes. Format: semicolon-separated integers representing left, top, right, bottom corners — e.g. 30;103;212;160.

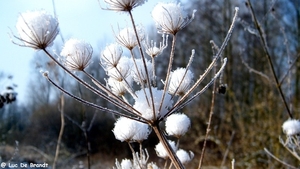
0;0;160;104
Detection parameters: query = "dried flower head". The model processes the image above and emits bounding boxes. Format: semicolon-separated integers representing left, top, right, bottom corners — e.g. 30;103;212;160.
133;87;173;121
107;77;132;96
152;2;196;35
107;57;133;81
112;117;137;142
176;149;194;164
116;26;145;50
100;43;123;70
155;140;177;159
15;10;59;50
144;34;168;58
112;117;150;142
282;119;300;136
60;39;93;71
168;68;193;96
103;0;147;12
132;120;151;142
120;159;133;169
165;113;190;138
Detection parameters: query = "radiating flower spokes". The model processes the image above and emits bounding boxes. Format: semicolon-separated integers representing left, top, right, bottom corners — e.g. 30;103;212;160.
152;2;196;35
12;3;240;169
115;25;145;50
144;34;168;58
13;10;59;50
100;43;123;70
168;68;194;97
102;0;148;12
60;39;93;71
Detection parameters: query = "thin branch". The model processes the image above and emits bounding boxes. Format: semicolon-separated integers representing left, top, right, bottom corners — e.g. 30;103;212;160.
42;49;144;120
198;50;218;169
43;73;147;123
52;93;65;169
264;148;298;169
163;58;228;119
221;131;235;167
82;70;142;117
168;7;239;117
240;53;271;83
158;34;177;113
246;0;293;118
279;54;300;86
128;10;156;120
169;49;195;101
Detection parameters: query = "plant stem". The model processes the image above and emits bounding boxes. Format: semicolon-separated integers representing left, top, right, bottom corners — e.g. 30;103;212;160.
128;10;156;120
159;34;177;113
197;61;217;169
246;0;293;119
152;124;184;169
53;87;65;168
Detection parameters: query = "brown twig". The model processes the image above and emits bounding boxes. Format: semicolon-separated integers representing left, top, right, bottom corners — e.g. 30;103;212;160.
246;0;293;119
197;47;219;169
52;93;65;169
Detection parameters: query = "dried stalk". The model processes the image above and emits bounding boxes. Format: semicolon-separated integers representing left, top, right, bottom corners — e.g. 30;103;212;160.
246;0;293;118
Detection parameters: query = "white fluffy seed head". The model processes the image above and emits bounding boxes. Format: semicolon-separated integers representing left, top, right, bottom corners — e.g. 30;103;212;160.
168;68;194;96
155;140;177;159
107;57;133;81
120;159;133;169
103;0;148;11
152;2;196;34
60;39;93;71
282;119;300;136
176;149;194;164
100;43;123;70
112;117;136;142
112;117;150;142
107;77;132;96
116;26;145;50
133;87;173;120
165;113;191;137
16;10;59;49
132;121;151;142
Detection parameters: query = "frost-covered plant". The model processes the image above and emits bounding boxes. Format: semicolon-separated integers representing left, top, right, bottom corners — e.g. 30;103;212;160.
13;10;59;50
264;119;300;168
12;1;239;168
280;119;300;162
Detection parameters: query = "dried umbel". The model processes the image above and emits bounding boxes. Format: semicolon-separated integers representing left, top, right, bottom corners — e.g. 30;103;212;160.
12;1;239;168
100;43;123;70
133;87;173;121
165;113;191;138
152;2;196;35
282;119;300;136
155;140;177;159
112;117;151;142
60;39;93;71
168;68;194;96
116;26;145;50
15;10;59;50
103;0;148;11
176;149;194;164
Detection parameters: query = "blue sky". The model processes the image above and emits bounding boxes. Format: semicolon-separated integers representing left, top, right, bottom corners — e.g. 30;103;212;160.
0;0;160;104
